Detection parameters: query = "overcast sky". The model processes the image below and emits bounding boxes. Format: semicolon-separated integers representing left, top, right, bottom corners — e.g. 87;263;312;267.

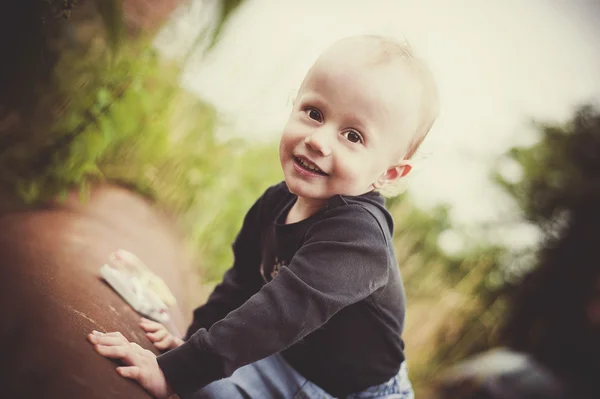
156;0;600;251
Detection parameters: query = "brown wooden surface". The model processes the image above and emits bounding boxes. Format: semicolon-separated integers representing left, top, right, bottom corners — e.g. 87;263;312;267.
0;184;195;399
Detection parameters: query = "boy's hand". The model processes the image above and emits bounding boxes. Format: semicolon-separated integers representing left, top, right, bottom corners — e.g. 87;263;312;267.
88;330;173;399
140;317;184;351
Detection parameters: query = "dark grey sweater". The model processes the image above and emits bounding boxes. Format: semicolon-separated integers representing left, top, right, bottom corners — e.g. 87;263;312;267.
158;182;407;398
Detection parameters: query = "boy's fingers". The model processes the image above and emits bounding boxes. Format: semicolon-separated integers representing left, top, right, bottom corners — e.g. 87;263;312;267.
99;331;128;339
140;324;160;333
147;329;168;342
94;344;134;362
140;320;162;332
117;366;141;380
154;339;170;350
88;334;129;346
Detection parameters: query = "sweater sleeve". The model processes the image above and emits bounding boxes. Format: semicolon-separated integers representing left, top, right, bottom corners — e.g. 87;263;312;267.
184;189;267;339
157;205;391;397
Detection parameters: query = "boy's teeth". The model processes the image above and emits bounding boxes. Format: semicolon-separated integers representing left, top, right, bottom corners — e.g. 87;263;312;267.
298;158;322;173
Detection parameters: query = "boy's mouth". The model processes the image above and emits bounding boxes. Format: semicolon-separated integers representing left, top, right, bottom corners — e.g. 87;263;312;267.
294;156;328;176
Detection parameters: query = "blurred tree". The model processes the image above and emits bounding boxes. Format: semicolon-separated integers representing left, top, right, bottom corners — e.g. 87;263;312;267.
428;105;600;399
405;104;600;396
0;0;247;205
0;0;283;292
494;104;600;232
496;105;600;393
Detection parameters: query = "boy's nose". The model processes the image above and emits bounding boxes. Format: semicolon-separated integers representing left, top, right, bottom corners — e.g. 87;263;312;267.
304;130;332;157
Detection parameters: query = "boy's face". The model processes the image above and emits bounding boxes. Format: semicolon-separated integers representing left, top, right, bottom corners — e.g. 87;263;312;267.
279;44;420;203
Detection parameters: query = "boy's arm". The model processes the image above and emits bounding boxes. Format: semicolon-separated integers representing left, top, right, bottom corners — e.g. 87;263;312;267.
184;192;268;339
158;205;391;397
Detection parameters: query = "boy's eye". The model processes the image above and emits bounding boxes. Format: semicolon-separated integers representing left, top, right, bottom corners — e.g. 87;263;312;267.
343;130;363;144
307;108;323;122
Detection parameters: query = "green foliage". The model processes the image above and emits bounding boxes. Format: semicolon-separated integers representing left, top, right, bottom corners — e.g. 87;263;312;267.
2;32;282;280
2;39;173;203
184;144;282;281
0;0;285;284
493;105;600;228
413;105;600;396
392;191;510;391
393;198;452;262
401;106;600;396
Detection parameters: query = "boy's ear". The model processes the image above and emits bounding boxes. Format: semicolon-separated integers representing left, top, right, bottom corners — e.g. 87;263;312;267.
373;161;412;189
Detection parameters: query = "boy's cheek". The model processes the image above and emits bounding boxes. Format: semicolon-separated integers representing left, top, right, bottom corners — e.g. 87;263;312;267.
285;115;311;133
281;127;307;145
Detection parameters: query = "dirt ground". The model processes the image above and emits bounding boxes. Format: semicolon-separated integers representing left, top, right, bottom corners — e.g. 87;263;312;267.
0;184;202;399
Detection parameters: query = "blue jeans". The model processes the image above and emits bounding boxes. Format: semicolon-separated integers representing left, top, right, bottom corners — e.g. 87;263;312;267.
191;354;414;399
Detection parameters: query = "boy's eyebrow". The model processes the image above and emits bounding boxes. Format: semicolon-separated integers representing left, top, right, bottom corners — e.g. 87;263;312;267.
298;92;327;109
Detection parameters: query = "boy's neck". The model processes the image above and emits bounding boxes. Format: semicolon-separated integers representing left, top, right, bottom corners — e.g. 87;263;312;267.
286;196;327;224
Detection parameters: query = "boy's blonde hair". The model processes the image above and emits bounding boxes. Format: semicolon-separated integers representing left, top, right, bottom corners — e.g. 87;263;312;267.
342;35;440;196
347;35;440;160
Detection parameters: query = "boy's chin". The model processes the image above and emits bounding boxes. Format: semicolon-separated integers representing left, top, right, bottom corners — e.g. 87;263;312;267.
284;178;329;199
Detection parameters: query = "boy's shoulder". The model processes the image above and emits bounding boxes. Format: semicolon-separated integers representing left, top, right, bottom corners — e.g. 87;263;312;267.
280;192;395;252
326;192;394;239
257;182;395;240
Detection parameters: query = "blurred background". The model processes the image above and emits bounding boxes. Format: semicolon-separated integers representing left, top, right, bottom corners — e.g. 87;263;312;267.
1;0;599;396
